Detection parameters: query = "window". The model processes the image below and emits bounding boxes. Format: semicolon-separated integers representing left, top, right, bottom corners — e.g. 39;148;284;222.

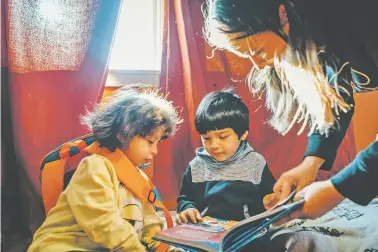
107;0;162;86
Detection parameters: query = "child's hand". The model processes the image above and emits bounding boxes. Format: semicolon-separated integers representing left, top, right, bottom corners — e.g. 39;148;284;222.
176;208;203;224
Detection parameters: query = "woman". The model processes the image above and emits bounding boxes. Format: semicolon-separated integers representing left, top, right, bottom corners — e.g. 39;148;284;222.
203;0;378;204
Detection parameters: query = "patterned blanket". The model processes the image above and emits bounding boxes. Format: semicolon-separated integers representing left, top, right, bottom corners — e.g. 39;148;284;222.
270;199;378;252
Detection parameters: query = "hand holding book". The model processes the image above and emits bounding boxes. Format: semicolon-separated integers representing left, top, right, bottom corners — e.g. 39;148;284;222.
273;180;345;226
176;208;204;225
262;156;323;212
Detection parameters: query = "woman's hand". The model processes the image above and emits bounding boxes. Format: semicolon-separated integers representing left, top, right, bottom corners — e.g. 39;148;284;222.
263;193;277;209
273;180;345;225
175;208;203;225
264;156;325;208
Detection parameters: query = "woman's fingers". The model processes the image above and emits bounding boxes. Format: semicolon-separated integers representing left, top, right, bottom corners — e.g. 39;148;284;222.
263;193;278;209
272;207;303;227
279;179;293;202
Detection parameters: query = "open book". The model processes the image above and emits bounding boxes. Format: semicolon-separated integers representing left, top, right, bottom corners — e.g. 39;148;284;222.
153;191;304;252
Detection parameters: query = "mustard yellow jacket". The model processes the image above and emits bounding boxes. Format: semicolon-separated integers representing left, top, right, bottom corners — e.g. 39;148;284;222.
28;154;165;251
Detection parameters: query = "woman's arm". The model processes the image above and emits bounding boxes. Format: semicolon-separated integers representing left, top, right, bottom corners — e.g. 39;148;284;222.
304;91;355;170
331;141;378;205
270;90;355;203
275;141;378;225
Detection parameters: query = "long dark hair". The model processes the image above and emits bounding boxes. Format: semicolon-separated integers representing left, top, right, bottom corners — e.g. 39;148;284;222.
204;0;352;136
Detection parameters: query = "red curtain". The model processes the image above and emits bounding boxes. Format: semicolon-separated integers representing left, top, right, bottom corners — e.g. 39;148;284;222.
155;0;357;209
1;1;122;250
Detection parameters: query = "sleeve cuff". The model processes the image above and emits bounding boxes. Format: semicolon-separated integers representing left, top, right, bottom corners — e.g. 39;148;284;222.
330;168;372;205
304;134;337;170
330;142;378;205
177;202;197;213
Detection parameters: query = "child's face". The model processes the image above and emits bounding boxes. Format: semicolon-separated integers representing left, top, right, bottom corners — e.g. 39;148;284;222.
124;126;166;167
201;128;248;161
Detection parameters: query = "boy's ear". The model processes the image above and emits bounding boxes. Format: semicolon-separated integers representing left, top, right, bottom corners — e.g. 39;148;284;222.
240;130;248;141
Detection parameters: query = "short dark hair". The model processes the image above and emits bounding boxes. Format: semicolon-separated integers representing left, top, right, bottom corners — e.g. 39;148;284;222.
81;84;182;151
195;88;249;138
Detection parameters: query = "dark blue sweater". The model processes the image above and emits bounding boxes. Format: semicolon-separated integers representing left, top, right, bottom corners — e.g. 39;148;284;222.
331;141;378;205
177;164;275;221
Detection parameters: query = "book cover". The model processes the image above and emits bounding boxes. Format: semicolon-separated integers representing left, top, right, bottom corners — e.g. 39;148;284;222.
154;217;238;251
153;191;304;252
